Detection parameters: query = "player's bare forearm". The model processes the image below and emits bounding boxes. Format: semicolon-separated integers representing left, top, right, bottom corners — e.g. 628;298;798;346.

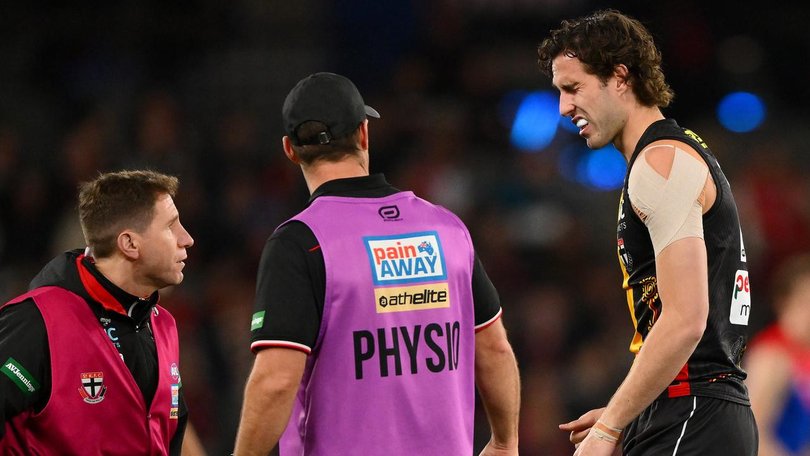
233;377;285;456
475;318;520;452
233;348;307;456
598;316;701;429
599;238;709;431
479;440;520;456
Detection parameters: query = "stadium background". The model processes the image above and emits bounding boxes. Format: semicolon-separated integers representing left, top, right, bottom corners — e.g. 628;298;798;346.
1;0;808;453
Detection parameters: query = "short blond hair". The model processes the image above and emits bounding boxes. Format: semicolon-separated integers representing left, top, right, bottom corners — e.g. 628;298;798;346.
78;170;178;258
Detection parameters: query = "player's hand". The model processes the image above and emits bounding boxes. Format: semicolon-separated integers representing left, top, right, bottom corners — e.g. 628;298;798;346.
572;430;618;456
478;439;518;456
559;407;605;446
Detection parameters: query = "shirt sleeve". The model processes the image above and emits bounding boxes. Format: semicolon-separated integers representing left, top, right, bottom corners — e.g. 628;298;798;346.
250;222;323;354
471;252;502;331
0;299;50;437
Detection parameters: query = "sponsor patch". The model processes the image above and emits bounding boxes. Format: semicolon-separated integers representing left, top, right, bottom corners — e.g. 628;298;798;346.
364;232;447;286
251;311;265;331
730;270;751;325
378;205;401;220
618;237;633;273
364;231;450;313
1;357;39;395
170;383;180;419
79;371;107;404
683;128;709;149
375;283;450;313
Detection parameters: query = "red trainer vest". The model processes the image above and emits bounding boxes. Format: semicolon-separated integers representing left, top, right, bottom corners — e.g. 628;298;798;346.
0;286;180;455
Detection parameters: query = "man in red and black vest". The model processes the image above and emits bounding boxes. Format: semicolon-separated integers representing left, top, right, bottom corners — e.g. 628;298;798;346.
0;170;199;455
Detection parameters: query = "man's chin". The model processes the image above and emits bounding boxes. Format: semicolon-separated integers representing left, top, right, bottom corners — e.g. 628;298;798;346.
585;137;608;150
158;274;184;290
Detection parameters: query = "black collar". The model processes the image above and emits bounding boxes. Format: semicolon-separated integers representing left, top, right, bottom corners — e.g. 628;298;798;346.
80;255;158;325
307;173;400;205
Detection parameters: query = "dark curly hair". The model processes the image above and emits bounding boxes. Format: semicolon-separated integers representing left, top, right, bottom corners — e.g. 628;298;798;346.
537;9;674;108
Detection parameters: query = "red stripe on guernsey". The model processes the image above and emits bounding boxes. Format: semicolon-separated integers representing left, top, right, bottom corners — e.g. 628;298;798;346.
667;363;691;397
308;245;321;252
75;254;128;316
475;308;503;333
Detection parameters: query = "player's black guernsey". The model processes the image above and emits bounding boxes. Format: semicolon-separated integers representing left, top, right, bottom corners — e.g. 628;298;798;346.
616;119;750;405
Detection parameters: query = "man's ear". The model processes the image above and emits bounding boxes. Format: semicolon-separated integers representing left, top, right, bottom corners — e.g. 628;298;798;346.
358;119;369;151
614;64;631;93
117;231;140;260
282;136;300;164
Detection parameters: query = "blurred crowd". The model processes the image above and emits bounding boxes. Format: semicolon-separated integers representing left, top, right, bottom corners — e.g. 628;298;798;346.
1;1;809;453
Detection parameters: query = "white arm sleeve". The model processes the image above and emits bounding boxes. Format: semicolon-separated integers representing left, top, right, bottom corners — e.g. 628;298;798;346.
628;146;710;257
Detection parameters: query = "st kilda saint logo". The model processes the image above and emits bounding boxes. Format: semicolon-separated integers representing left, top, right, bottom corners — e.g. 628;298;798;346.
79;371;107;404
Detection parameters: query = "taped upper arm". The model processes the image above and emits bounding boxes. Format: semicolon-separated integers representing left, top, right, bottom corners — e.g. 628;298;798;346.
643;145;676;179
628;144;709;256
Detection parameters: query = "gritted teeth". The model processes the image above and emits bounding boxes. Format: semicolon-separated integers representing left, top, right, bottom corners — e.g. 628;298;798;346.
576;118;589;128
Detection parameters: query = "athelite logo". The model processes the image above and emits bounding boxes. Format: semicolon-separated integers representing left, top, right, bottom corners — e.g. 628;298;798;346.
364;231;450;313
79;371;107;404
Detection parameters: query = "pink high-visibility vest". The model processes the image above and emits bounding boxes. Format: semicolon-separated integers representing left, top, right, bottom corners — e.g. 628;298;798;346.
0;285;180;455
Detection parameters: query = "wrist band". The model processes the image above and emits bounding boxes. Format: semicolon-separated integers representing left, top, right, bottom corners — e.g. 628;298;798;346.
594;420;623;441
592;427;619;443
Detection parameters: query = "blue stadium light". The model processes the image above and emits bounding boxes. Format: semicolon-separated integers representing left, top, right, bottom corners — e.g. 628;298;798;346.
509;91;559;152
498;90;527;128
558;143;626;191
716;91;766;133
579;145;627;190
558;143;584;182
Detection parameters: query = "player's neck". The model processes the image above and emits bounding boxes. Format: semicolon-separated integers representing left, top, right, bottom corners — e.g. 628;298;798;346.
94;256;155;299
302;154;370;194
615;106;665;161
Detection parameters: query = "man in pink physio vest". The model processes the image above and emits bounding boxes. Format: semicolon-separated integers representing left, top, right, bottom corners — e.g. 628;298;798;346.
233;72;521;455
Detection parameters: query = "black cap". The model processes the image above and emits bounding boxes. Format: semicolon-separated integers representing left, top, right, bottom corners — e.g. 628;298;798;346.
282;72;380;146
